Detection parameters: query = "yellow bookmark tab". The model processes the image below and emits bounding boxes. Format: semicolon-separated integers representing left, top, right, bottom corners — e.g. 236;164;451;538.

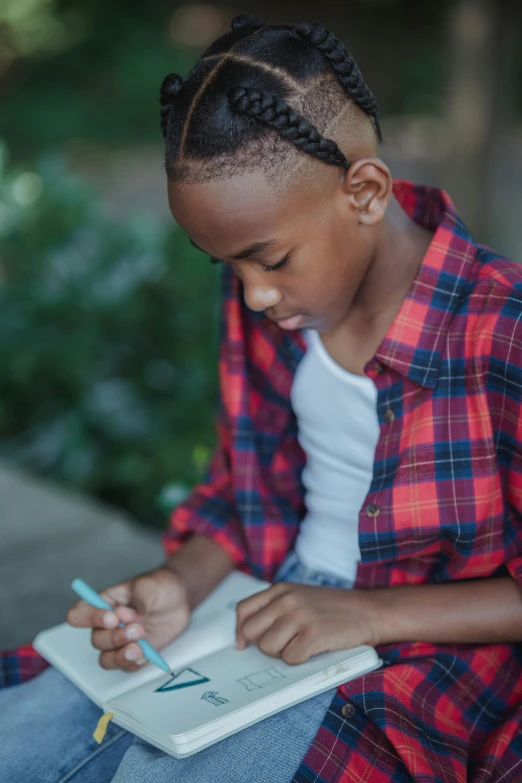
93;712;115;744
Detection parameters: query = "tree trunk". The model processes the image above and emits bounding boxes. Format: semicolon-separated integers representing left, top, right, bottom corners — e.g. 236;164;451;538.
443;0;519;242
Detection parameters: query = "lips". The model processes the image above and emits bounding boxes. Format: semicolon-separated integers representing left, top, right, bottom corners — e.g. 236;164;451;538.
270;313;306;330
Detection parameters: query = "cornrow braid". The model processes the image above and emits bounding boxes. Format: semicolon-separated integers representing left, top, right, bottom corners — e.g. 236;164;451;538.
159;15;382;187
228;86;350;170
230;14;264;33
292;22;382;142
160;73;184;139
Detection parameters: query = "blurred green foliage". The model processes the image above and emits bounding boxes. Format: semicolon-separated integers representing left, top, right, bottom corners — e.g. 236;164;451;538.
2;0;521;528
0;141;221;527
0;0;458;160
0;0;196;158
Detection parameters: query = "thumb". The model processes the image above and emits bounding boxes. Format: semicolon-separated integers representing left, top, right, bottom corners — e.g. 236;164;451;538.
100;581;131;606
99;579;151;627
100;581;139;625
128;573;167;616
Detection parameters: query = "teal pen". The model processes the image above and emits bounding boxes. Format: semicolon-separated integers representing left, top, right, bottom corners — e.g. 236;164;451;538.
71;578;174;677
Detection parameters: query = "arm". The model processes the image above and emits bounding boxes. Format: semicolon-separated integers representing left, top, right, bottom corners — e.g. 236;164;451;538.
373;575;522;646
236;292;522;663
164;533;235;610
372;296;522;647
235;575;522;665
66;267;243;671
65;534;235;672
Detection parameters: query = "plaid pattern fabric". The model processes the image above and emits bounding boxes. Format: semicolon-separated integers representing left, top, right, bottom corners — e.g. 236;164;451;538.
3;181;522;781
0;645;48;688
165;180;522;782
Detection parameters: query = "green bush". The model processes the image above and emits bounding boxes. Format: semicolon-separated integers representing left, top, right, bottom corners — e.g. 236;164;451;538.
0;142;220;528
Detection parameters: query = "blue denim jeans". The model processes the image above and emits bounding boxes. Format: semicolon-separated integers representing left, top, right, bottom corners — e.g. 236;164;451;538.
0;551;353;783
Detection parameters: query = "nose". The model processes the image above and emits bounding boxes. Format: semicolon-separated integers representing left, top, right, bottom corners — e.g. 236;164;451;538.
242;280;282;313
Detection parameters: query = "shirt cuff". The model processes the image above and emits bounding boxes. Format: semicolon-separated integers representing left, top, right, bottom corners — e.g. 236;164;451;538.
506;556;522;591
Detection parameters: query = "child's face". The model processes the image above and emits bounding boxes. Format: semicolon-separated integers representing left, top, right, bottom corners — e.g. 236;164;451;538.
167;163;389;334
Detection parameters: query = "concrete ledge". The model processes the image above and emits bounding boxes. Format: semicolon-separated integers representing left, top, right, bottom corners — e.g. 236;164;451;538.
0;462;164;648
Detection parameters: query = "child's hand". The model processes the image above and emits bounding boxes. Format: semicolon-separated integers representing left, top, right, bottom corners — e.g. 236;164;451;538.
66;567;190;672
235;582;381;665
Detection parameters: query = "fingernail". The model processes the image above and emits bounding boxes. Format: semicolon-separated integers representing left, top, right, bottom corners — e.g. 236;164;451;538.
136;657;146;666
125;625;140;640
124;647;139;661
103;613;118;628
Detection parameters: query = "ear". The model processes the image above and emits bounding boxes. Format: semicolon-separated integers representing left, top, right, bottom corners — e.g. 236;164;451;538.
342;158;392;226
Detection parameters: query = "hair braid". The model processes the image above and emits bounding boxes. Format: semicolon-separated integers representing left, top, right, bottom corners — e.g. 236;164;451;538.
159;19;382;186
293;23;382;142
230;14;264;33
228;86;351;170
160;73;184;139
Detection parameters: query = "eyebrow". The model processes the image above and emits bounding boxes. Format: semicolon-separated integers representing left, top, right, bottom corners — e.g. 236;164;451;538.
189;236;279;261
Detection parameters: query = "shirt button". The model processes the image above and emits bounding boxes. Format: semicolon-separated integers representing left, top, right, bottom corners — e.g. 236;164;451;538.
366;503;380;518
384;408;395;423
341;702;356;719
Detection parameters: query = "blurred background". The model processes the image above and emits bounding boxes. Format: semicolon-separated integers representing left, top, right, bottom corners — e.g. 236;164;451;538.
1;0;522;645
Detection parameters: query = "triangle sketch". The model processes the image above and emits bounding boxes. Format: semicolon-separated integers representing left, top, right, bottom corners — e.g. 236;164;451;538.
155;667;210;693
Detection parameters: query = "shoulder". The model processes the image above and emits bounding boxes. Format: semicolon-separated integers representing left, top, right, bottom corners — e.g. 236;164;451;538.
475;245;522;302
458;245;522;363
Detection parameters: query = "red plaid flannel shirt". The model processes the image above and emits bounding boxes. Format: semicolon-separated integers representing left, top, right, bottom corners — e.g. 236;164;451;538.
4;181;522;782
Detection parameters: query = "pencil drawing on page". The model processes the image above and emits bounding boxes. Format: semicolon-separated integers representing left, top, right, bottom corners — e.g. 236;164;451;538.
155;668;210;693
237;668;285;691
201;691;229;706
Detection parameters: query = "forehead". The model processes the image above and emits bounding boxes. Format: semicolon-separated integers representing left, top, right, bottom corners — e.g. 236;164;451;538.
167;169;335;254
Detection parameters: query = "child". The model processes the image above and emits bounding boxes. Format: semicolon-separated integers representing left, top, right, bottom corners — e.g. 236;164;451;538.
2;14;522;783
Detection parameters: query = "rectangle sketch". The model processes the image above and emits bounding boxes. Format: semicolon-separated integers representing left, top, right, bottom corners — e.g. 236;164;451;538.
237;668;285;691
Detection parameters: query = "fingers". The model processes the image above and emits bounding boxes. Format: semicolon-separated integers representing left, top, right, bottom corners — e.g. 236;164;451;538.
91;623;145;652
113;604;139;624
236;584;291;649
66;575;175;673
98;643;148;672
88;614;147;673
66;599;138;630
100;583;132;607
255;616;298;658
236;588;274;649
279;632;316;666
235;584;318;663
66;601;120;630
237;603;312;663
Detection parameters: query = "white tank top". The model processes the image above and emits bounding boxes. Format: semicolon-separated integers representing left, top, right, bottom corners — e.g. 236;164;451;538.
291;329;380;582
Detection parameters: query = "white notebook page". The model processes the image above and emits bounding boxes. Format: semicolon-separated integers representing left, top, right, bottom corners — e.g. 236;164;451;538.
33;570;270;706
109;643;378;740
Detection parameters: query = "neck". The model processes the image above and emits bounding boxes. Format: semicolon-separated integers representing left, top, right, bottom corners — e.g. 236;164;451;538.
349;193;434;328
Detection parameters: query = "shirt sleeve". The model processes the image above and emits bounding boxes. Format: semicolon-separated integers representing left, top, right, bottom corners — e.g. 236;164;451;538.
0;646;49;688
488;307;522;591
162;400;248;568
162;267;249;569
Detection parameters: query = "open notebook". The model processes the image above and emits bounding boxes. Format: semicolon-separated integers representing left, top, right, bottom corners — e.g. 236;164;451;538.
34;570;381;758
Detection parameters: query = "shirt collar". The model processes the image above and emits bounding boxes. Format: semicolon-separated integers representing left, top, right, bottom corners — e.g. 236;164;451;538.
372;180;477;388
252;180;478;389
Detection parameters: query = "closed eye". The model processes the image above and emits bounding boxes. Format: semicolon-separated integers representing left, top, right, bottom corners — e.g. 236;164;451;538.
260;255;290;272
209;255;290;272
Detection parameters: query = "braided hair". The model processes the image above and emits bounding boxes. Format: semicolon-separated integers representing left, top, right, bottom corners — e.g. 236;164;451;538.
159;15;382;188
